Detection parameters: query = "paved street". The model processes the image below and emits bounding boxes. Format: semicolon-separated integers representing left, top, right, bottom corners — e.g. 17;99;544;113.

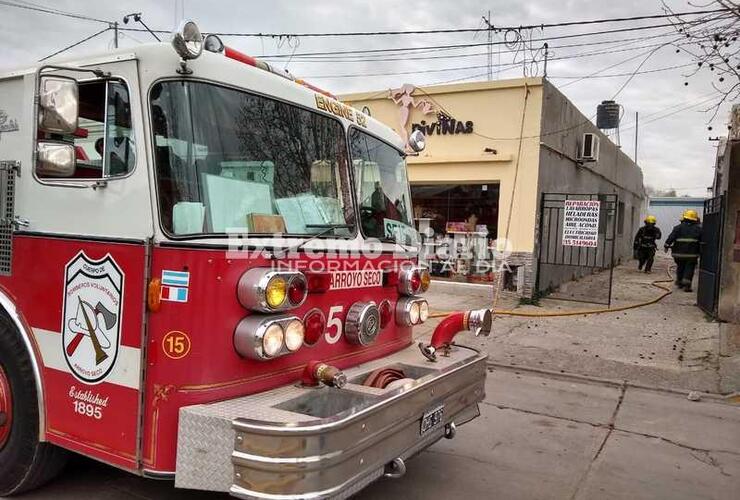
19;367;740;500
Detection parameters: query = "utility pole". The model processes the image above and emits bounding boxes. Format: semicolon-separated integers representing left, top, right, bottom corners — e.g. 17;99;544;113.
482;11;494;81
634;111;639;164
543;43;549;78
112;21;118;48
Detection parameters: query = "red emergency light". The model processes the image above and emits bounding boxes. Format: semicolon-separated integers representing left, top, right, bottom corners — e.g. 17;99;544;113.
206;37;338;101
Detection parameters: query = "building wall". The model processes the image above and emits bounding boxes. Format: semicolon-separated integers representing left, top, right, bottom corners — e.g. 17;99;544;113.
341;78;544;254
343;78;646;298
647;197;706;238
536;81;646;293
715;129;740;364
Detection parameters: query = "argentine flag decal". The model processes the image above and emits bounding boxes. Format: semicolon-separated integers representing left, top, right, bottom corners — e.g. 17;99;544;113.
161;270;190;302
162;270;190;287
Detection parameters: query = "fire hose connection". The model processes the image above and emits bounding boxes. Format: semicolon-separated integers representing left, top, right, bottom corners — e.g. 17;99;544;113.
419;308;492;362
301;360;347;388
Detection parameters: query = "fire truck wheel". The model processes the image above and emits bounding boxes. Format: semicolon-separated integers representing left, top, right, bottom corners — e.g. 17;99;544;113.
0;311;68;496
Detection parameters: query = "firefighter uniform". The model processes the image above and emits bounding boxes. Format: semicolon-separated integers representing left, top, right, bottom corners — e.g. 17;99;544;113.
664;210;702;292
633;216;661;273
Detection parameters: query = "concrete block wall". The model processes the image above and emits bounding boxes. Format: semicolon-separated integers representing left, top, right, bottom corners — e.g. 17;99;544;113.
533;80;647;296
486;251;535;298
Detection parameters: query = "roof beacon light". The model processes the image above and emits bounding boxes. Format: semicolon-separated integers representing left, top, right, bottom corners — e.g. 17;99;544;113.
172;20;203;60
203;34;225;54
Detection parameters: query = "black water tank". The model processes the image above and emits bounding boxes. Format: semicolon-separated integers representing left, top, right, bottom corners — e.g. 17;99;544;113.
596;100;620;129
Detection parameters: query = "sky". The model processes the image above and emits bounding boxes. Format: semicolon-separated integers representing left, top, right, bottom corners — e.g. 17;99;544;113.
0;0;735;197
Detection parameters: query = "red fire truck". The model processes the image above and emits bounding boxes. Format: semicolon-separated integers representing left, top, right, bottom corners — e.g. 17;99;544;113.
0;21;490;499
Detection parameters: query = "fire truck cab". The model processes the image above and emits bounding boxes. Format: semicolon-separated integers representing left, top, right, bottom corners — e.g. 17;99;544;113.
0;22;489;499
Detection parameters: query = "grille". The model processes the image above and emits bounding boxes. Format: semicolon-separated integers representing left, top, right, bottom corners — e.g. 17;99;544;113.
0;161;18;276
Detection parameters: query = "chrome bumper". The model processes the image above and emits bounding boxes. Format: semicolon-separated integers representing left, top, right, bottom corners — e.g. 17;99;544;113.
229;346;487;499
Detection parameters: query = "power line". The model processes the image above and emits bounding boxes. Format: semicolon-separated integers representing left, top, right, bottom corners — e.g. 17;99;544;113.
39;27;110;61
408;39;686;142
261;12;732;64
550;63;695;79
196;8;734;37
262;30;683;64
303;36;701;80
0;0;112;24
620;94;721;131
249;17;731;59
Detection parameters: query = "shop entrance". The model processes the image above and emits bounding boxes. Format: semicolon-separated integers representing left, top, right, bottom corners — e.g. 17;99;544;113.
411;184;500;282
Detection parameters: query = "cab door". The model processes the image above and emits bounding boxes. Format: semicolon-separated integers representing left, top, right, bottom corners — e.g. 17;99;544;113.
0;57;152;470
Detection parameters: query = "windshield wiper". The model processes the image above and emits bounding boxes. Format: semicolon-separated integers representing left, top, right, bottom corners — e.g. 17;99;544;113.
273;223;354;259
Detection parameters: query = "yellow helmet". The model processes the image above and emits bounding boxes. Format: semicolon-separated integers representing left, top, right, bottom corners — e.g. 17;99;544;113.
644;215;657;224
682;209;699;222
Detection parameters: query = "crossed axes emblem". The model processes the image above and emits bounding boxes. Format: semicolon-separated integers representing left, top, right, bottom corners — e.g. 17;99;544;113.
65;297;117;365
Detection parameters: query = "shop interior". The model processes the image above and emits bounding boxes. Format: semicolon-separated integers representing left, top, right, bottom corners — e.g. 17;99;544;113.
411;184;500;282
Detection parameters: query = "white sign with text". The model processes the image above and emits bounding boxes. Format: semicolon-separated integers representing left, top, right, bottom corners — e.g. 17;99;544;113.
562;200;600;247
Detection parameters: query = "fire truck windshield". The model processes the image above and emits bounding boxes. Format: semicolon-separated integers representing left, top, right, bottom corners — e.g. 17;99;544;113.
150;81;354;238
349;129;415;244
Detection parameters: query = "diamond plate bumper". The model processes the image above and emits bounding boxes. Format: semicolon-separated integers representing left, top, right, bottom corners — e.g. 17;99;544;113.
175;344;487;498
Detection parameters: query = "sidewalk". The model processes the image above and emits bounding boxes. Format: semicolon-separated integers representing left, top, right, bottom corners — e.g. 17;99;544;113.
422;255;727;393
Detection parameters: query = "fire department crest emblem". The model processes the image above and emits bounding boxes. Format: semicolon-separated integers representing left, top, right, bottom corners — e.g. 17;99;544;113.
62;252;124;384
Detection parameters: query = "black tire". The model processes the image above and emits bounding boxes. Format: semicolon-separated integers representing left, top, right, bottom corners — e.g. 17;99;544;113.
0;311;68;496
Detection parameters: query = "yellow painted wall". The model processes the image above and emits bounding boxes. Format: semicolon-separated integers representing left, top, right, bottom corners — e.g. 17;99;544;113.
342;78;544;252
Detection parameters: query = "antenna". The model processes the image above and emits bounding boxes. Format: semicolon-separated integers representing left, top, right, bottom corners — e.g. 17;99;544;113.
123;13;161;42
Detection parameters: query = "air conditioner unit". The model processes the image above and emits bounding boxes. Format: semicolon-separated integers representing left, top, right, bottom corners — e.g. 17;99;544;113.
579;133;600;162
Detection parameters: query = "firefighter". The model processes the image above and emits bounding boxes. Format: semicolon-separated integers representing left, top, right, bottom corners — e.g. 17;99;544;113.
633;215;661;272
664;209;702;292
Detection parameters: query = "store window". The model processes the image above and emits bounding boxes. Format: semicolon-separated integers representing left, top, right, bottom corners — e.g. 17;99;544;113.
411;184;499;238
412;184;500;282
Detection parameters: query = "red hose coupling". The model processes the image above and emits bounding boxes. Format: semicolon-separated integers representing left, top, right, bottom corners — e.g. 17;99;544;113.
301;360;348;388
419;308;492;361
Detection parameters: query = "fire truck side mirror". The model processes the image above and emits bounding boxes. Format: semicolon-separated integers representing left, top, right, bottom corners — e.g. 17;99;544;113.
38;75;79;135
36;142;76;178
408;130;426;153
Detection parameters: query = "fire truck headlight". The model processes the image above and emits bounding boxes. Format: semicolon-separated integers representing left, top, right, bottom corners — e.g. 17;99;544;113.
234;315;301;360
419;300;429;322
262;323;284;358
284;320;305;352
396;297;427;326
172;20;204;60
239;269;306;313
409;301;421;324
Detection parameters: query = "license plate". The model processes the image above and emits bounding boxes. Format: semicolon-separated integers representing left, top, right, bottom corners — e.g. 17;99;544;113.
420;405;445;435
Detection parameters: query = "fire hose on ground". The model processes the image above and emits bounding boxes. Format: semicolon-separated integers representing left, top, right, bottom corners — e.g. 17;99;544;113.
428;267;676;320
